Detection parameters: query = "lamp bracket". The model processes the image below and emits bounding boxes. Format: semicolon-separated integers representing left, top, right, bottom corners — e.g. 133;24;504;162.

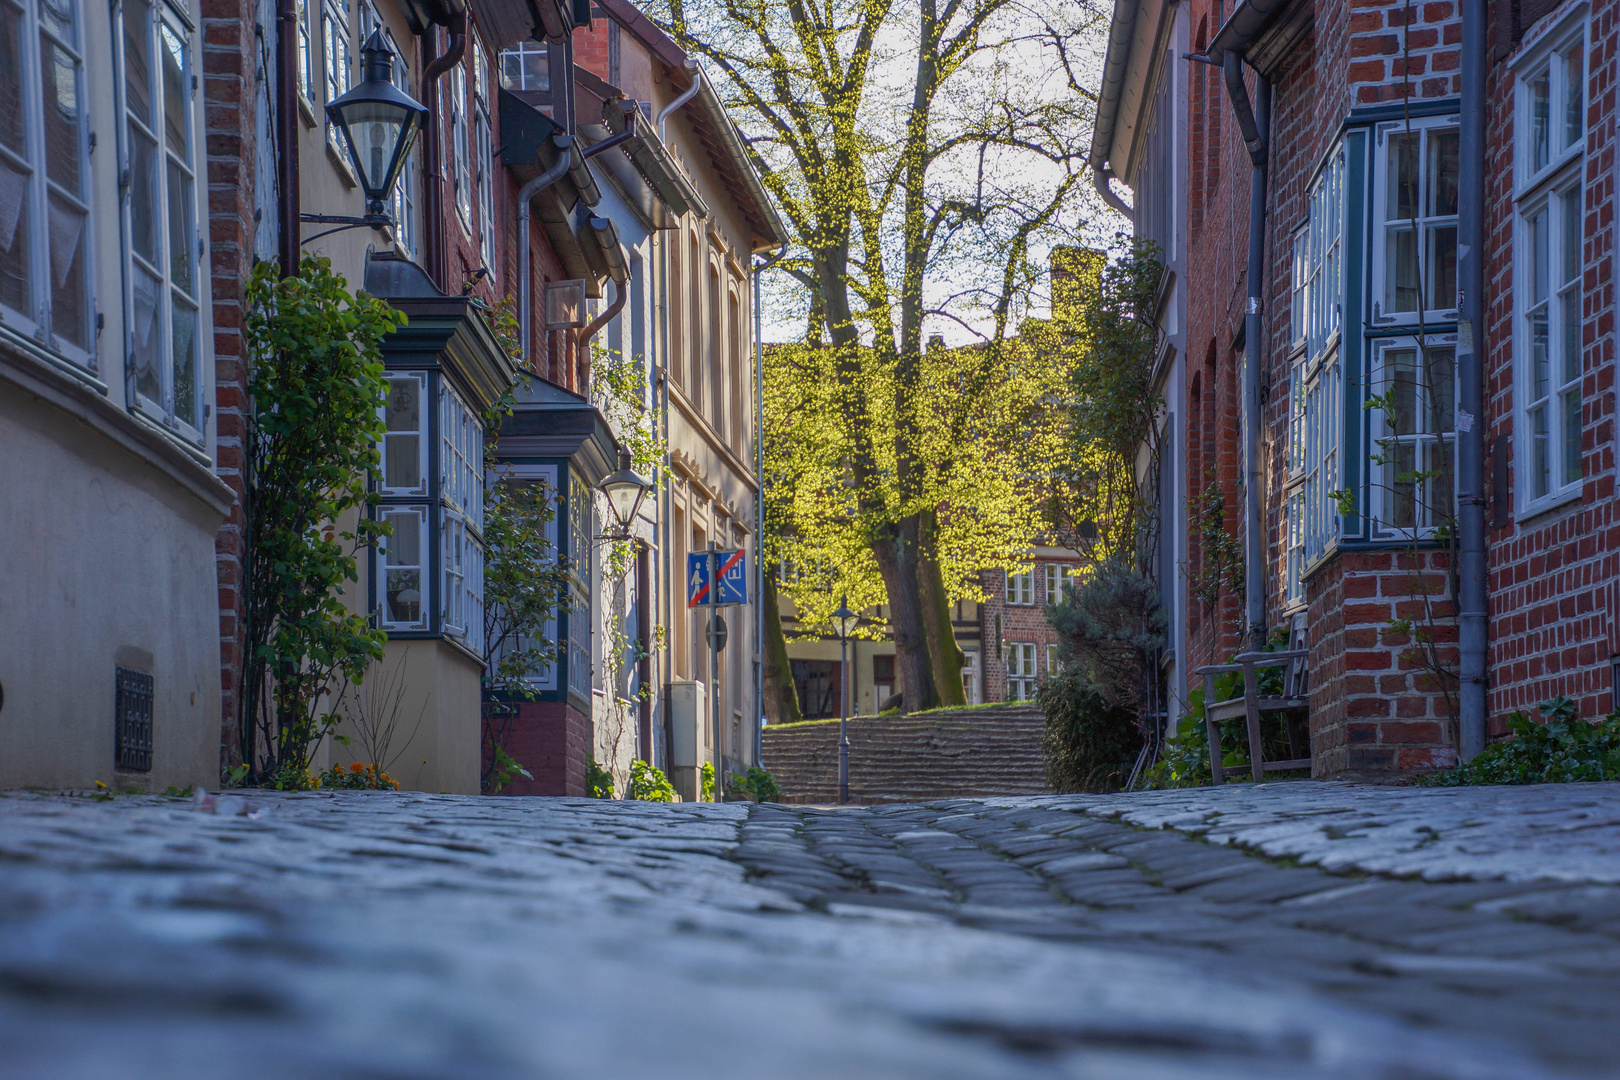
299;213;394;245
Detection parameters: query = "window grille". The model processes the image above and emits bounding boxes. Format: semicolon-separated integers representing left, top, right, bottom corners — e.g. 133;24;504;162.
114;666;153;772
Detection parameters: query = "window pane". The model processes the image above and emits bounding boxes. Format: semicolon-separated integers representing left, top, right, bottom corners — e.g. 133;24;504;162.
123;0;152;128
1530;305;1549;399
1426;128;1458;216
129;128;159;264
1427;223;1457;309
0;157;29;316
161;22;187;156
1561;187;1581;283
386;568;422;623
386;377;420;429
1428;347;1455;433
1387;131;1418;220
1530;68;1550;171
1387;227;1418;313
1561;288;1581;386
39;0;77;43
172;296;197;427
166;157;193;295
1563;46;1583;153
1531;207;1548;304
1426;438;1455;523
47;193;88;348
1388;348;1417;434
41;38;82;194
130;265;162;402
1562;389;1582;485
0;3;24;157
1532;405;1550;497
1389;442;1417;529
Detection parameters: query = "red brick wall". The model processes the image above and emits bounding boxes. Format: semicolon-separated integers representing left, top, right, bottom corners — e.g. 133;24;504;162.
491;701;591;795
1481;0;1620;727
202;0;258;768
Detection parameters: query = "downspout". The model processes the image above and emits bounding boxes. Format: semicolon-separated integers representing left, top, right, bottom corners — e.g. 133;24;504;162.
1093;166;1134;217
1455;0;1488;759
420;10;467;290
576;221;630;387
516;137;574;368
1087;0;1142;219
275;0;300;277
1222;49;1270;653
752;245;785;767
657;60;703;142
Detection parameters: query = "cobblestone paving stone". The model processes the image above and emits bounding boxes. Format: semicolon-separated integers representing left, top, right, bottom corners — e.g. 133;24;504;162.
1;784;1618;1078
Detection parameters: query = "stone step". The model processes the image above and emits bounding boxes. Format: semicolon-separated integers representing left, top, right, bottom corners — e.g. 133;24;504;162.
761;704;1050;803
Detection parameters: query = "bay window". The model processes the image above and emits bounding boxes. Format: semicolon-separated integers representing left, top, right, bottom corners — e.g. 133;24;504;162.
119;0;203;439
372;369;486;653
1515;16;1587;510
1284;143;1343;602
0;0;94;367
1373;117;1459;325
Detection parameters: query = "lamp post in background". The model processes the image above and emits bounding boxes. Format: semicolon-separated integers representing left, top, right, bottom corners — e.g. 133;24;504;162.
830;596;860;805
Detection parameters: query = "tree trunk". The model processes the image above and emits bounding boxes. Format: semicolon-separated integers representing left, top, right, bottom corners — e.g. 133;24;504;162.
871;516;936;714
917;508;967;707
761;573;803;725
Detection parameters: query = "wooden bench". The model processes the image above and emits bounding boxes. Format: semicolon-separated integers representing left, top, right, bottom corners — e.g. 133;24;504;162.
1196;645;1311;785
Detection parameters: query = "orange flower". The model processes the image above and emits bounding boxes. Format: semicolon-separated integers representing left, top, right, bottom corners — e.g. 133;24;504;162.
350;762;364;773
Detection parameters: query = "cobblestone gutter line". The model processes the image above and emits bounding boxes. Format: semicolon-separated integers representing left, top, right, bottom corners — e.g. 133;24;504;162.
0;790;1616;1078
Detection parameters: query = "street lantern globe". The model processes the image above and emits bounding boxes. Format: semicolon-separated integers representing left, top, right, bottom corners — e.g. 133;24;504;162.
600;449;652;535
326;31;429;216
830;595;860;641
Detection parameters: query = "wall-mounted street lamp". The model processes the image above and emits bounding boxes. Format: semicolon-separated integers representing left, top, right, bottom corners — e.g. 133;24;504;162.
829;594;860;805
599;449;653;539
303;31;429;243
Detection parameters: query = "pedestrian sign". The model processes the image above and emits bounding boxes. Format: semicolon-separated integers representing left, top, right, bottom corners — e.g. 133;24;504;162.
687;549;747;607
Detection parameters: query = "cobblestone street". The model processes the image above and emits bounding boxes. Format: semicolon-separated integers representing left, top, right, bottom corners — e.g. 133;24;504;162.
4;784;1620;1079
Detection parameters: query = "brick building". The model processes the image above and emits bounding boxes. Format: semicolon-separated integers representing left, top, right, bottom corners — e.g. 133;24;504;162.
1092;0;1619;776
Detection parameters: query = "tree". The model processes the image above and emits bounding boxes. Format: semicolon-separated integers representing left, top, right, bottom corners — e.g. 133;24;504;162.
657;0;1111;709
240;257;400;787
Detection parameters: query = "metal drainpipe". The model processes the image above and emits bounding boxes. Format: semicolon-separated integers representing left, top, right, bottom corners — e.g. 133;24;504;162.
516;142;573;369
420;11;466;291
1222;50;1270;654
275;0;300;277
752;246;784;767
1455;0;1488;759
657;61;703;142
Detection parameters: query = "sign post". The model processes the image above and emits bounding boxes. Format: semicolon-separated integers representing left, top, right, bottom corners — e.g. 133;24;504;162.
685;546;748;799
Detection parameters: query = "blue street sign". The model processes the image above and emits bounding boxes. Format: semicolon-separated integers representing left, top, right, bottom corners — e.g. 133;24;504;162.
687;549;747;607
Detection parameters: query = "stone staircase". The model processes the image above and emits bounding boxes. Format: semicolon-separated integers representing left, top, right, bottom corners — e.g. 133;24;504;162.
760;704;1051;804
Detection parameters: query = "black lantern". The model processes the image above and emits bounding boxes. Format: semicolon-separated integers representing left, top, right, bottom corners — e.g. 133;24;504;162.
830;596;860;641
326;31;429;217
600;449;653;537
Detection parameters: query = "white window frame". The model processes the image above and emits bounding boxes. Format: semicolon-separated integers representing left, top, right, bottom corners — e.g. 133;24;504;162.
295;0;313;103
499;41;547;92
116;0;206;442
321;0;351;152
1043;563;1075;604
1371;114;1461;328
437;380;484;648
1513;13;1588;514
488;462;559;689
961;650;978;705
472;37;494;273
0;0;97;369
1005;567;1033;606
1285;143;1344;603
1369;334;1458;536
1045;643;1060;675
379;371;428;495
448;61;470;232
378;504;429;631
1005;642;1036;701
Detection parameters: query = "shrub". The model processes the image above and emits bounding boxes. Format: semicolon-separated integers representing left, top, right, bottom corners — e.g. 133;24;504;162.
1036;667;1142;793
727;766;782;803
629;760;678;802
587;757;615;799
1423;697;1620;785
701;762;716;802
319;761;399;790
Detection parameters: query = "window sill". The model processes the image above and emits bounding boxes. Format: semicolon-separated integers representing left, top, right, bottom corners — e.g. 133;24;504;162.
325;138;358;189
299;92;318;128
1517;487;1582;527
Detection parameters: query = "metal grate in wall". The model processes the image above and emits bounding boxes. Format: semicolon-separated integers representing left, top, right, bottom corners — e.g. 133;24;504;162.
114;667;154;772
